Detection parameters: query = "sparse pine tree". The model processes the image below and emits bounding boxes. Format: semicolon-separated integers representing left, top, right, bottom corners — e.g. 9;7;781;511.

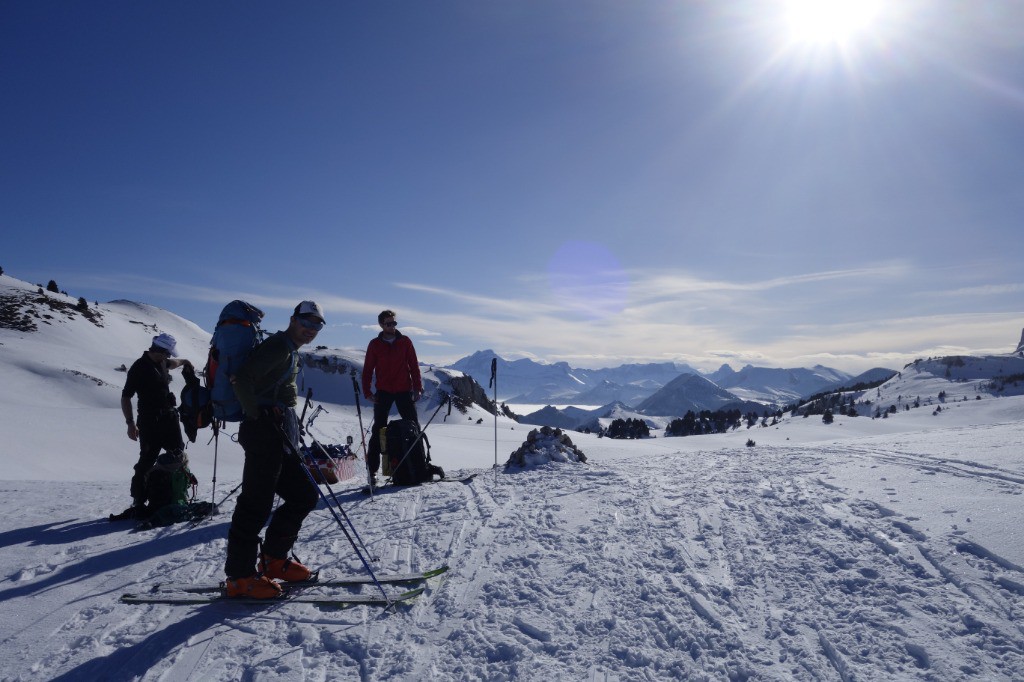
46;280;59;293
76;297;89;311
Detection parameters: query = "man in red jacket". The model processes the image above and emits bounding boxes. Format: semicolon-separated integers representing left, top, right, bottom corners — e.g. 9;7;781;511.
361;309;423;486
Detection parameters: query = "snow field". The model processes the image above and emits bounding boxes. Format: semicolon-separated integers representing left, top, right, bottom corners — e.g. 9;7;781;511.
2;412;1023;680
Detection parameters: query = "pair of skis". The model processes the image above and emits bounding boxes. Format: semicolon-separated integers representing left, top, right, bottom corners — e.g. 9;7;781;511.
121;565;448;607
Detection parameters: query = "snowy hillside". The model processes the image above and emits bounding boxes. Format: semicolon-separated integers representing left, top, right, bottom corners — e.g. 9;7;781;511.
837;354;1024;419
2;274;1024;680
0;275;211;480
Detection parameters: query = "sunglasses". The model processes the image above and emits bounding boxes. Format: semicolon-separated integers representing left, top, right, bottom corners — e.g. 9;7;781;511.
383;321;397;328
297;317;325;331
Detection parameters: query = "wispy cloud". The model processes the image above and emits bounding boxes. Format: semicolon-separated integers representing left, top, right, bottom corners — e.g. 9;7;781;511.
65;264;1021;374
400;264;1021;372
71;272;384;319
942;283;1024;296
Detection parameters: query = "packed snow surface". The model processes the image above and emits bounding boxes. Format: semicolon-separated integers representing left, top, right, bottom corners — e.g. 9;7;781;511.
2;401;1024;681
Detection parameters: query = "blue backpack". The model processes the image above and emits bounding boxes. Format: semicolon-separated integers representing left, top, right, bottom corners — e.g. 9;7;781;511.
206;300;265;422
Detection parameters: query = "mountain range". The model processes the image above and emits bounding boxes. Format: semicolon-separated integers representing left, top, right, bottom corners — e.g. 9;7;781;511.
448;349;897;424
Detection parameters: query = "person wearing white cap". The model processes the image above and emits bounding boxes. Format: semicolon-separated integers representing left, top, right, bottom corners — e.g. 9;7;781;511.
118;333;194;516
223;300;326;599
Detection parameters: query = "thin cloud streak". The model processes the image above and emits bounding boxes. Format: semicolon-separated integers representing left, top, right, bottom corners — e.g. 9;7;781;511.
943;283;1024;296
71;272;393;322
409;269;1021;373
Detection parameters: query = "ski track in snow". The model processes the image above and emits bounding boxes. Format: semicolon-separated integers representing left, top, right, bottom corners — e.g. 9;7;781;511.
2;432;1024;681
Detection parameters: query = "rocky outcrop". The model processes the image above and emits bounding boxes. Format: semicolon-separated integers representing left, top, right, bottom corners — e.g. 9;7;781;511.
506;426;587;468
448;373;495;414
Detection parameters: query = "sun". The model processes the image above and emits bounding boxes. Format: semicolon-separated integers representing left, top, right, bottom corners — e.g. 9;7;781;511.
783;0;883;46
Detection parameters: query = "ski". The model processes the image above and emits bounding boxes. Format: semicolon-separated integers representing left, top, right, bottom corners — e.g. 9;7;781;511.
121;586;425;607
149;565;449;594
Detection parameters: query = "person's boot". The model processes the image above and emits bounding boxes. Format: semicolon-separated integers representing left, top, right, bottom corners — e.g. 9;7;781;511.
224;574;283;599
260;554;313;582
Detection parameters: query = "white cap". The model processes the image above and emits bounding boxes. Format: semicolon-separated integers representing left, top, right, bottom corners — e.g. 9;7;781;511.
294;300;325;322
151;333;178;357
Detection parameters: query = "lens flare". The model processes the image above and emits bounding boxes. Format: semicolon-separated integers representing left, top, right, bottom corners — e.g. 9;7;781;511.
784;0;882;45
547;241;629;321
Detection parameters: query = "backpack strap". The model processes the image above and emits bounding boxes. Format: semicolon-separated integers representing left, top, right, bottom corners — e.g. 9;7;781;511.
255;348;299;406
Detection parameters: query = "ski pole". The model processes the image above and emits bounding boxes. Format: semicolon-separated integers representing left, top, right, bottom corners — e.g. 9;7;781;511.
304;436;375;560
351;370;374;494
274;419;392;605
211;422;220;510
296;388;376;559
188;474;241;529
299;388;313;430
490;358;497;468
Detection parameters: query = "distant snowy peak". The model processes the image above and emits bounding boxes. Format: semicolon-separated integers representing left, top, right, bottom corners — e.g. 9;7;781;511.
1017;327;1024;354
710;364;854;405
519;400;636;431
449;350;579;402
849;368;899;386
634;373;766;416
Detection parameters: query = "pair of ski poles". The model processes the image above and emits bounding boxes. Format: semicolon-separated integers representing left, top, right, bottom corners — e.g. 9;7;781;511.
276;388;391;603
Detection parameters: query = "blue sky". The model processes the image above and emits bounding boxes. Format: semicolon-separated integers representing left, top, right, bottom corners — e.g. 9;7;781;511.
3;1;1022;374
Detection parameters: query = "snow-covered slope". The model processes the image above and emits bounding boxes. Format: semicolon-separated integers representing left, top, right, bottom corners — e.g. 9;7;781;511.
2;274;1024;680
3;402;1024;681
0;275;212;480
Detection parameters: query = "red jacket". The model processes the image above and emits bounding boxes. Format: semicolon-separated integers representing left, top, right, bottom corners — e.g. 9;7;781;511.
362;331;422;399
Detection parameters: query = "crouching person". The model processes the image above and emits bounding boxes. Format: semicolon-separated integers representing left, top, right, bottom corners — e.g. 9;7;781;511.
223;301;326;598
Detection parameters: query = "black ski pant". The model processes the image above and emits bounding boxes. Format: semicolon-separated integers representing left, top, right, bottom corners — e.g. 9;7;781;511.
130;409;184;504
224;411;319;579
366;390;418;476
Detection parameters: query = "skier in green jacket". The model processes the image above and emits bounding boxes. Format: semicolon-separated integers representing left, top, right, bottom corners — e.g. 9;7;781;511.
223;301;325;599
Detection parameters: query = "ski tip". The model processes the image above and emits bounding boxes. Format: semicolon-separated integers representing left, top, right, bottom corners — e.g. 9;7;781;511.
422;565;450;579
395;586;427;601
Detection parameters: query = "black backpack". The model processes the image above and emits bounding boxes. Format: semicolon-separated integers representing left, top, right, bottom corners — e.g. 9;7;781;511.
385;419;443;486
178;364;212;443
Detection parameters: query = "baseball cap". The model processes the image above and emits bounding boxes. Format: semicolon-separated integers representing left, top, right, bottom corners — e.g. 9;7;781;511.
294;300;325;323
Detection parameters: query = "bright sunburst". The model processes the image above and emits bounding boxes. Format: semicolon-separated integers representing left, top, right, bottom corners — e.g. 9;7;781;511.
784;0;883;46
